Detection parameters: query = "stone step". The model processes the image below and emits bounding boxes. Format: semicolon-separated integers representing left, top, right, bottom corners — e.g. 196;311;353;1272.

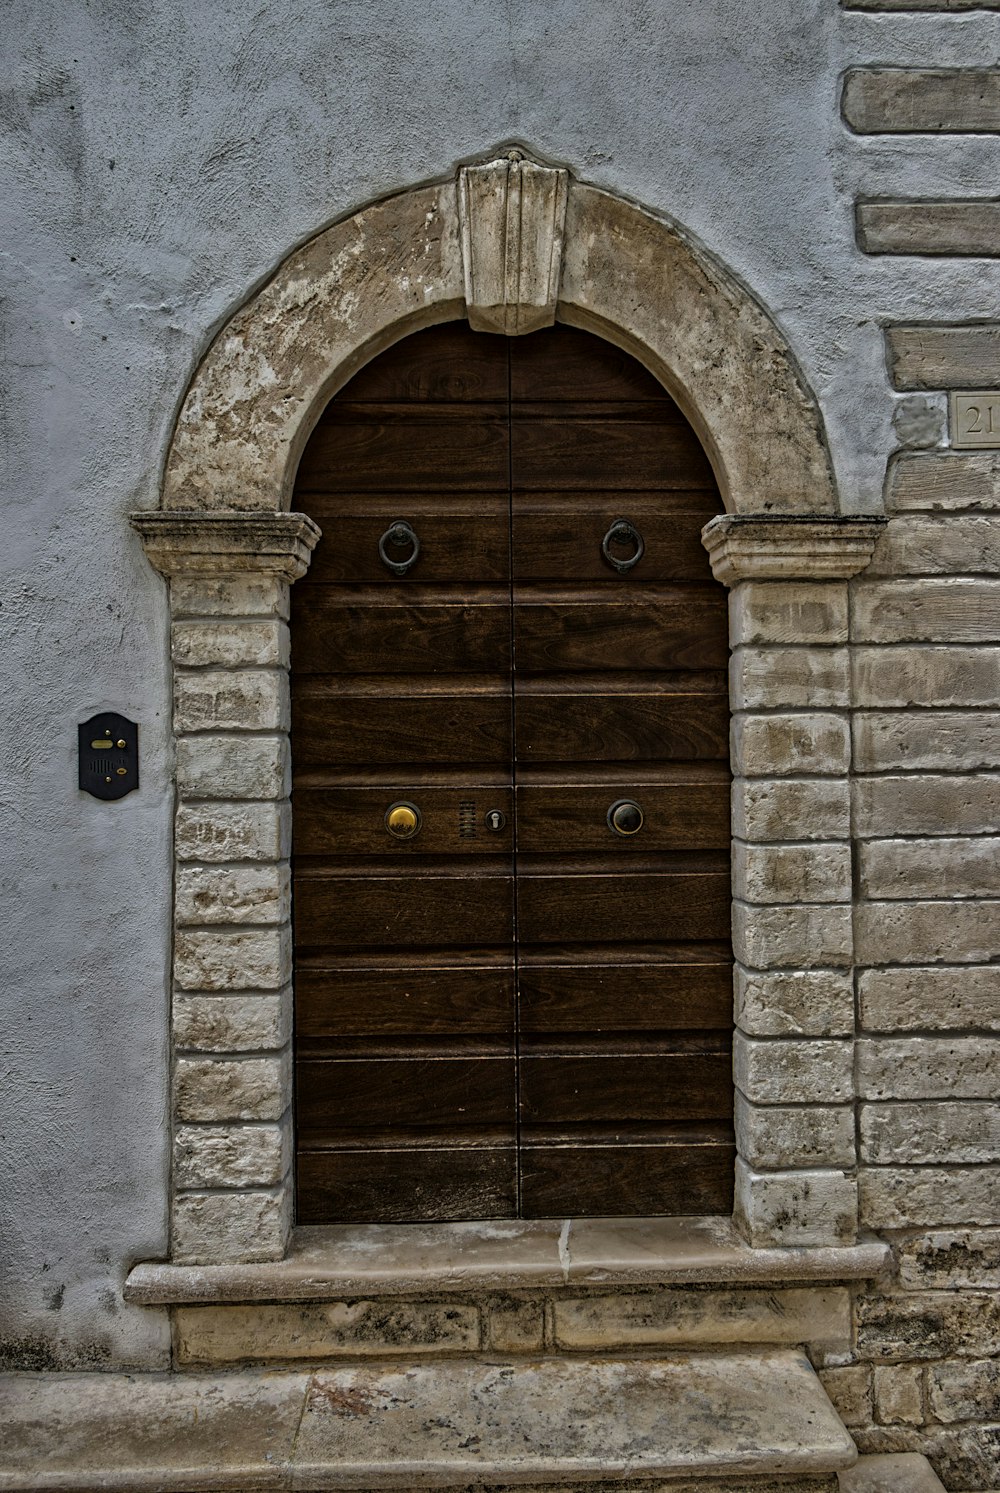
0;1350;856;1492
838;1454;947;1492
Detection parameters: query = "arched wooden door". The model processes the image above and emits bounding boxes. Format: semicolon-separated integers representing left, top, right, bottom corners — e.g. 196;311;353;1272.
291;323;733;1223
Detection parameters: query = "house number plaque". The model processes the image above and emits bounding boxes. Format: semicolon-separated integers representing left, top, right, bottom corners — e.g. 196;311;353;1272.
79;712;138;800
951;392;1000;450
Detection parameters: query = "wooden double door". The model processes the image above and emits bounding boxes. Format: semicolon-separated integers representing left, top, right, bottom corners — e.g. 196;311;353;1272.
291;323;734;1223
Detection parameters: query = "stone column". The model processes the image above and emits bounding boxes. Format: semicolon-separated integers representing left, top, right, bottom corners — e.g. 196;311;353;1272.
703;515;885;1248
131;511;320;1264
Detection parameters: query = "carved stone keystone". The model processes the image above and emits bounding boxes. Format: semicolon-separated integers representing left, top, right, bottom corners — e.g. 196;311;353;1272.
458;152;569;335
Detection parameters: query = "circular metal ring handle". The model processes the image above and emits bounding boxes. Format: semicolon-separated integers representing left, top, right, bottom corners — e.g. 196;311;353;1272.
608;799;644;837
601;517;645;574
378;519;421;576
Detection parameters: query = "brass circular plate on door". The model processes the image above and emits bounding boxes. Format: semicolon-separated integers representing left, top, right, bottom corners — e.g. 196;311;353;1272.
385;801;422;838
607;799;644;836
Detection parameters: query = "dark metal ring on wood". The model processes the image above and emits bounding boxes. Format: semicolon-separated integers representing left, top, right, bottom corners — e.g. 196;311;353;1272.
378;519;421;576
608;799;644;836
601;517;644;573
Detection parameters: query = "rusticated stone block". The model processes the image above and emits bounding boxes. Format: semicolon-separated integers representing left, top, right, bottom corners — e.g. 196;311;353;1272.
860;965;1000;1034
886;322;1000;385
175;802;291;863
853;646;1000;709
733;842;851;905
730;583;849;646
731;647;850;710
734;1035;854;1105
867;515;1000;576
551;1286;851;1352
171;619;289;669
860;1166;1000;1229
854;579;1000;644
858;199;1000;257
898;1228;1000;1289
173;1119;291;1189
853;774;1000;838
732;779;851;843
175;1299;480;1364
175;862;290;926
854;710;1000;773
860;836;1000;900
855;901;1000;964
735;967;855;1038
888;451;1000;512
173;992;291;1053
174;1054;290;1123
485;1296;545;1353
735;1093;855;1169
174;925;292;991
172;1187;291;1265
820;1363;873;1429
928;1357;1000;1424
874;1364;925;1426
735;1160;858;1247
170;574;290;619
731;713;851;776
857;1292;1000;1362
174;669;289;733
858;1037;1000;1100
862;1101;1000;1165
176;733;290;800
733;902;853;970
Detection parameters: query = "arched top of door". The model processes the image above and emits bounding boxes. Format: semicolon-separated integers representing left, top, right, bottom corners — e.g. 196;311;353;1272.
161;151;839;517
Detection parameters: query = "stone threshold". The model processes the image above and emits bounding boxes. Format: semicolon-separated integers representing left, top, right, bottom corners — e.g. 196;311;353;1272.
0;1349;856;1491
125;1216;890;1304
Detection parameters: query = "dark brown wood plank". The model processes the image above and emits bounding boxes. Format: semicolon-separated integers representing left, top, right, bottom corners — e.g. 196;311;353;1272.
297;1148;517;1223
516;869;732;944
329;323;509;404
296;411;509;493
511;501;717;583
511;418;715;490
293;685;511;766
294;869;514;947
297;1055;515;1138
518;960;733;1031
292;593;511;675
294;786;514;857
515;684;730;762
300;505;510;585
515;781;729;852
295;964;515;1038
519;1052;733;1125
519;1138;735;1217
514;590;729;672
510;327;674;403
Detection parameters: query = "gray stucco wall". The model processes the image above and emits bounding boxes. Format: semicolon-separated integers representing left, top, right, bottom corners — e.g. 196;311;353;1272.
2;0;999;1369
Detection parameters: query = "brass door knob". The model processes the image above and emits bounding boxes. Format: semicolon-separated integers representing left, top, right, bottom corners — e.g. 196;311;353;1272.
385;801;421;838
608;799;643;836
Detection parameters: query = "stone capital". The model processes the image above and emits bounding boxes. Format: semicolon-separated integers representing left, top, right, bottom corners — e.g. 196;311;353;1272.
702;514;886;586
130;511;321;581
458;152;569;335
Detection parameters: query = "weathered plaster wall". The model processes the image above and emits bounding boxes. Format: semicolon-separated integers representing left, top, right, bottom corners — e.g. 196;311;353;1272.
3;0;1000;1371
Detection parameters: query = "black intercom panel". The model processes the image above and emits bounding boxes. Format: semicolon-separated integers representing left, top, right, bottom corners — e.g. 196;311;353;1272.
79;712;138;800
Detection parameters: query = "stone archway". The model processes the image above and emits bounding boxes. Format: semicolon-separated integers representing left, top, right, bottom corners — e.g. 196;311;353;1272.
132;153;883;1265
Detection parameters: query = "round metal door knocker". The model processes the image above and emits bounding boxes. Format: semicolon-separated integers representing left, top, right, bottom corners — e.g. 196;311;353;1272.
608;799;644;836
601;517;645;574
378;519;421;576
385;801;422;839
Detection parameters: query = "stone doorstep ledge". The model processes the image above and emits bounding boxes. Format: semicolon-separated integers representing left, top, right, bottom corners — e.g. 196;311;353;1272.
0;1350;856;1491
124;1217;891;1305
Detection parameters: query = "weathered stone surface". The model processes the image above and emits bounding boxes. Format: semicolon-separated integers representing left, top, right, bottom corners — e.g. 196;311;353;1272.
735;1036;854;1105
862;1101;1000;1164
854;711;1000;772
175;1054;290;1123
847;0;1000;8
176;733;290;800
485;1296;546;1353
132;510;321;576
854;580;1000;644
854;901;1000;964
857;1037;1000;1100
173;992;291;1052
175;1299;481;1364
860;836;1000;899
821;1364;874;1428
857;1292;1000;1362
172;1187;291;1265
886;322;1000;386
174;667;289;732
891;393;947;450
898;1228;1000;1289
873;1364;925;1427
732;713;852;777
702;517;882;583
858;200;1000;256
171;573;290;618
837;1453;946;1493
851;1428;998;1492
853;774;1000;838
888;452;1000;512
853;646;1000;709
735;967;855;1038
735;1161;858;1248
175;802;291;863
929;1357;1000;1423
551;1287;851;1352
868;515;1000;575
860;1167;1000;1229
176;862;290;925
174;925;292;990
174;1120;291;1189
733;903;854;970
171;618;289;668
735;1094;855;1170
860;966;1000;1034
458;154;568;335
733;779;851;843
730;583;849;645
733;842;852;905
731;647;850;710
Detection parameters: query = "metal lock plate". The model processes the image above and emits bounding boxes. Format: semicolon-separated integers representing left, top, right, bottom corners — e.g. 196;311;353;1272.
79;712;138;800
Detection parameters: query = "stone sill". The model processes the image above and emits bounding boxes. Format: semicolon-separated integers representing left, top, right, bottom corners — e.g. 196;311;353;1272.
124;1216;891;1304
